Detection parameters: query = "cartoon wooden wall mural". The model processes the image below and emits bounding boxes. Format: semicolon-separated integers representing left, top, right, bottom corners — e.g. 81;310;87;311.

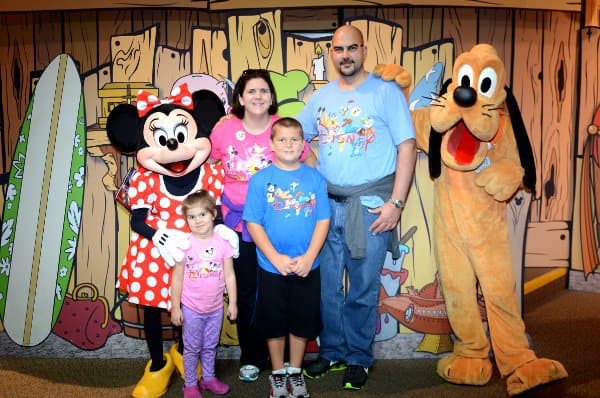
0;0;598;362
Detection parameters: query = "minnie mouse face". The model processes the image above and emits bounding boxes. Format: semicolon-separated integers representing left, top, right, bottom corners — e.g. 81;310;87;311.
106;83;225;179
138;107;211;177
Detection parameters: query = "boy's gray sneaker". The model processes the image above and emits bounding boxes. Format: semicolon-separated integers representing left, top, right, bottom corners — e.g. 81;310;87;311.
287;372;309;398
303;357;347;379
269;373;289;398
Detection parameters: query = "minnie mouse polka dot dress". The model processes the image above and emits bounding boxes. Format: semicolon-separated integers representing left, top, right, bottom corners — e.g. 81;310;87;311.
117;164;223;309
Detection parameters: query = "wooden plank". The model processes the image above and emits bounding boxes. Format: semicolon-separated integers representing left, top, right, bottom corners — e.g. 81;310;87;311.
478;8;513;82
0;13;34;174
227;10;284;80
285;33;332;83
191;27;228;78
442;7;478;57
540;11;578;222
282;8;339;31
406;8;442;48
524;221;570;267
512;10;544;221
98;10;132;66
585;0;600;27
64;10;98;74
166;9;198;49
75;153;118;306
132;8;166;45
401;41;454;94
155;46;190;97
349;19;403;72
577;27;600;155
111;25;157;83
0;0;581;12
33;12;63;70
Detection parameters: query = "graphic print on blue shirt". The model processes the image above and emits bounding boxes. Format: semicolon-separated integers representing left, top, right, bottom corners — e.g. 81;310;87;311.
266;179;316;218
317;100;376;158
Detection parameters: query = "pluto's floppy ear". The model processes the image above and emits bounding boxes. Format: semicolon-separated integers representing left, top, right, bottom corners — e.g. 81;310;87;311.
504;86;536;193
428;78;452;179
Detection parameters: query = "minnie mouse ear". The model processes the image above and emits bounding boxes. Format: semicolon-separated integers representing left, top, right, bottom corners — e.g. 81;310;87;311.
191;89;226;136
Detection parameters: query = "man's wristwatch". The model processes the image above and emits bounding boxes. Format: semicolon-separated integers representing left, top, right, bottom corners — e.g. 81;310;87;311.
389;198;405;209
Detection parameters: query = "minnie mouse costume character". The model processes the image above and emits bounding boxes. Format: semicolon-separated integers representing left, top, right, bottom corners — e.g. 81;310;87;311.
107;83;238;398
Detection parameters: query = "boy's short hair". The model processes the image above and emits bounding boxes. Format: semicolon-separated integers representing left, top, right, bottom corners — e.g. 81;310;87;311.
182;189;217;216
271;117;303;139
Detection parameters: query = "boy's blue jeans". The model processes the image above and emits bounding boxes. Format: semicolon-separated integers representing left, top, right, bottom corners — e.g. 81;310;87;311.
318;199;390;368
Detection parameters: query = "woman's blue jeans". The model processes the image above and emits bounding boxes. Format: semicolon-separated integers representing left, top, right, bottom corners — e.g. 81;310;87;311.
318;198;390;368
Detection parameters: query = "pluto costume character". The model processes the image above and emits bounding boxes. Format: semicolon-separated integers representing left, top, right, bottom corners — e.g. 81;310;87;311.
375;44;567;395
107;84;237;398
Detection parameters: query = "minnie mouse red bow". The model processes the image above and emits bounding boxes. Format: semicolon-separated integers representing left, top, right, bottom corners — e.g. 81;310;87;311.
136;83;194;117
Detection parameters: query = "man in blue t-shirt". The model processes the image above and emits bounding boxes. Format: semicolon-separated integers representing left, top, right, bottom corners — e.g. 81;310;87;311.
296;24;416;390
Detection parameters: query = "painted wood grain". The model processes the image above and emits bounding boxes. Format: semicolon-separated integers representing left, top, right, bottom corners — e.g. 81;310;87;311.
33;12;63;70
282;8;338;31
345;8;408;47
285;33;332;83
111;25;157;83
1;0;581;13
442;7;478;56
406;8;442;48
349;19;403;72
64;10;97;74
227;10;284;80
74;153;118;306
512;10;544;221
585;0;600;27
132;9;166;45
0;13;34;173
540;11;578;222
478;8;513;82
525;221;570;267
191;27;228;78
166;9;198;49
577;28;600;154
155;46;190;97
98;10;133;66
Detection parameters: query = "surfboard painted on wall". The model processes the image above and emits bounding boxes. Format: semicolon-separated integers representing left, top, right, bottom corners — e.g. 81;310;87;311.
0;53;86;347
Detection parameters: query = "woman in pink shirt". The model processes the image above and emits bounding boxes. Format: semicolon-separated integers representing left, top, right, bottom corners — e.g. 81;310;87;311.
210;69;314;382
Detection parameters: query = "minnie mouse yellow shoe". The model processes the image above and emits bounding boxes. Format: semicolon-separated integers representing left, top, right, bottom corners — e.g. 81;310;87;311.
170;342;202;379
132;353;175;398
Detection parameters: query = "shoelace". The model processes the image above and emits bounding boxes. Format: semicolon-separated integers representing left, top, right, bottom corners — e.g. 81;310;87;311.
272;374;286;388
288;374;304;387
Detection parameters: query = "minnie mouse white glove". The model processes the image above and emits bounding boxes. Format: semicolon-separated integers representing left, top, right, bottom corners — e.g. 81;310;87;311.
214;224;240;259
152;228;190;267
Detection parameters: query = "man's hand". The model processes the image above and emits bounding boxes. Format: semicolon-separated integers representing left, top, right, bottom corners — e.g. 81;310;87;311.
152;229;190;267
368;202;401;235
214;224;240;258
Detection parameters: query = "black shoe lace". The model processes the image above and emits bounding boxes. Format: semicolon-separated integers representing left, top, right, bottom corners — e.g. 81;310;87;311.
272;374;286;388
288;373;304;387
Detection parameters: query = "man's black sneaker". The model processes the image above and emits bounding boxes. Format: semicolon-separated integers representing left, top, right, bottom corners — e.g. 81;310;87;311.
303;357;347;379
342;365;368;390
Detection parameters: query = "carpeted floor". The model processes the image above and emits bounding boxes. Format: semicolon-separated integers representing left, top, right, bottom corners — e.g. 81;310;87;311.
0;287;598;398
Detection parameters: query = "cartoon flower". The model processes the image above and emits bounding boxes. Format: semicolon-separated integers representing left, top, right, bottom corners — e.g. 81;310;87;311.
5;184;16;201
0;257;10;276
74;166;85;187
58;266;69;278
1;219;14;248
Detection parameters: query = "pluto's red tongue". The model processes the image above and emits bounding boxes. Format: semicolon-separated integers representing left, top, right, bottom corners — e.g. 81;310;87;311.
170;162;186;173
446;121;479;165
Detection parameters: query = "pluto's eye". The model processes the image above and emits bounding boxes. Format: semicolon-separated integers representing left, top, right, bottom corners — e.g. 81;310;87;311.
457;64;474;88
478;67;497;98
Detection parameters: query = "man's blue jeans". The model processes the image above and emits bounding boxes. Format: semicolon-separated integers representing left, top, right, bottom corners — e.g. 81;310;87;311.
318;199;390;368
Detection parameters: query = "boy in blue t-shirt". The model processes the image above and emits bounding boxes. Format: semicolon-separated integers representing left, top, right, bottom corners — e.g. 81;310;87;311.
243;117;331;398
